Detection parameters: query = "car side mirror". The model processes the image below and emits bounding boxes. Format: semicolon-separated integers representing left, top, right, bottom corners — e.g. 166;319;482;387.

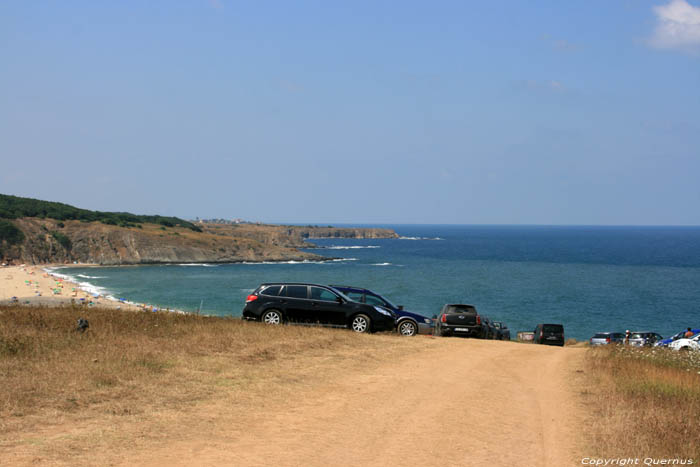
398;305;404;310
432;314;437;319
336;296;344;303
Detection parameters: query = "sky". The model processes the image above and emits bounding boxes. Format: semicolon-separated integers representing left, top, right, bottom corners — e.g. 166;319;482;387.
1;1;700;225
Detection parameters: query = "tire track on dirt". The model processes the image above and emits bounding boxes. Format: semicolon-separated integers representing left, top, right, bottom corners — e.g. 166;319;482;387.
126;339;585;467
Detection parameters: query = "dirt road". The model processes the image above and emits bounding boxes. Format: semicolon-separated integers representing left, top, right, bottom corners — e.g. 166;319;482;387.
119;339;586;467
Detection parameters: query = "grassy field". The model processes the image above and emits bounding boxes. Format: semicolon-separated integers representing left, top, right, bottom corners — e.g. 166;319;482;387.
0;305;423;455
583;344;700;460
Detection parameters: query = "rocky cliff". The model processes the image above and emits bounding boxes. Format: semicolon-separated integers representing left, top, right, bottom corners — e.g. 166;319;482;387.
1;219;398;265
201;223;398;248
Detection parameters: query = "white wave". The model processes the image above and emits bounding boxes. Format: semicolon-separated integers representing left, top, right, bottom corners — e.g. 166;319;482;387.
76;274;107;279
177;263;218;267
398;236;444;240
324;245;381;250
371;262;392;266
43;267;110;297
240;258;358;265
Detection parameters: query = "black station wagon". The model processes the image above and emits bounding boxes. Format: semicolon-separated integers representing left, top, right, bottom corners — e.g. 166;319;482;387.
242;283;396;333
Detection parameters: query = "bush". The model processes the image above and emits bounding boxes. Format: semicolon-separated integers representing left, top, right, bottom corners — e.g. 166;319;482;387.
51;231;72;251
0;219;24;246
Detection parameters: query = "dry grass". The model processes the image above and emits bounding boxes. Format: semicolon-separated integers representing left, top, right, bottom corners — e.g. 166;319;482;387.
0;305;414;442
583;345;700;460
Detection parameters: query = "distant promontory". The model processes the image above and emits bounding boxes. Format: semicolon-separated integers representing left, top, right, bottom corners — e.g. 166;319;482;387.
0;194;398;265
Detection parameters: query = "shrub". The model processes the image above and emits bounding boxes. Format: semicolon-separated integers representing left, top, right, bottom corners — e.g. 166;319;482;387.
0;219;24;246
51;231;72;251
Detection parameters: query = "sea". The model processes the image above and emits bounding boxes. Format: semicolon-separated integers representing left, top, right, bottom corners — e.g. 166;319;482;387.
50;225;700;341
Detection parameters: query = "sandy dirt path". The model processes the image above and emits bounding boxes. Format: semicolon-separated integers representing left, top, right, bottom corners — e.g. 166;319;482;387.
118;339;586;467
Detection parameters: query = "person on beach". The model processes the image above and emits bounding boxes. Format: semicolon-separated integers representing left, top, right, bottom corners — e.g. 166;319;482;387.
625;330;631;345
684;327;694;338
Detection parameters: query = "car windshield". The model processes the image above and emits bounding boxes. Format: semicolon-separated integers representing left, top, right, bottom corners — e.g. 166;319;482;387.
374;293;396;309
329;287;353;302
630;333;649;339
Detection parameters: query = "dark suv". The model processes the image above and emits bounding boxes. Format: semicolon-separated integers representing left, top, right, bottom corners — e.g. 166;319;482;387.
242;283;396;333
533;323;565;346
330;285;434;336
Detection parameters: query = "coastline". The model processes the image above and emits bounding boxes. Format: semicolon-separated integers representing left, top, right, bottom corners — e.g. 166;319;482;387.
0;264;185;314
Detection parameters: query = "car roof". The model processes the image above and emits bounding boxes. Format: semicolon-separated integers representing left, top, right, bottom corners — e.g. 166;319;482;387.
259;282;336;288
330;285;371;292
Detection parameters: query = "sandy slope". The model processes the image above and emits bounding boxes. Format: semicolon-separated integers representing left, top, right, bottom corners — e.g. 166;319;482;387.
115;339;586;467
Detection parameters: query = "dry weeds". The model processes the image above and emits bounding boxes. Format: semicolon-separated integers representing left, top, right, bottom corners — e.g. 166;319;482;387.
583;345;700;460
0;305;413;441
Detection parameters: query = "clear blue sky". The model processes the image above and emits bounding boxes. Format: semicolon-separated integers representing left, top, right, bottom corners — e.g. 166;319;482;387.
2;1;699;224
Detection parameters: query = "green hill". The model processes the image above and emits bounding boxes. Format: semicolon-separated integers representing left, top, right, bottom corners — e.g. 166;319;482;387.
0;194;201;231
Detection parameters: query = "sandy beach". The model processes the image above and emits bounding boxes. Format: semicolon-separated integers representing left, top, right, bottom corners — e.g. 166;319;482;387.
0;264;173;312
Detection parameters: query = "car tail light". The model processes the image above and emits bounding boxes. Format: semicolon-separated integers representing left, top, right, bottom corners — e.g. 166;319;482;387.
476;315;481;325
606;337;611;343
540;330;543;339
441;314;446;323
245;294;258;303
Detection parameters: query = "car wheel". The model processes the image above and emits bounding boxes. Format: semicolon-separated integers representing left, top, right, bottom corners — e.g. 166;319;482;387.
398;320;417;337
350;314;371;333
262;309;282;325
679;346;690;352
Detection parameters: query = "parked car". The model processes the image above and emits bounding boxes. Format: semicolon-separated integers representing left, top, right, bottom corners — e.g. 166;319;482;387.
533;323;565;346
242;283;396;333
668;333;700;351
492;322;511;340
330;285;433;336
589;332;625;346
627;331;663;347
434;304;491;338
655;328;700;347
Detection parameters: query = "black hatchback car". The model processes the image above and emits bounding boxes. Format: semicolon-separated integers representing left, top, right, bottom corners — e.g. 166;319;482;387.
435;304;491;338
242;283;396;333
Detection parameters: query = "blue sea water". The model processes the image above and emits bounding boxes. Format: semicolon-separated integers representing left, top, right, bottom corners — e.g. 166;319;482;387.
54;225;700;341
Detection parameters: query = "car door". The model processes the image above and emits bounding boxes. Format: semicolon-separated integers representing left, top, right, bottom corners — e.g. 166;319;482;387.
282;285;311;322
310;287;347;325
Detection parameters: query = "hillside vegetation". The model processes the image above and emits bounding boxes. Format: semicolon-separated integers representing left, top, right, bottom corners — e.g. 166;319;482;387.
0;194;201;231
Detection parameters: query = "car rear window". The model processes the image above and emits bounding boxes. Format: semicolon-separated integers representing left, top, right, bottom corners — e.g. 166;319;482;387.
543;325;563;333
284;285;308;299
260;285;282;296
593;333;609;338
445;305;476;314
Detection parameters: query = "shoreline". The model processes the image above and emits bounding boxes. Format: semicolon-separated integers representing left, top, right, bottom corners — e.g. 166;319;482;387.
0;264;187;314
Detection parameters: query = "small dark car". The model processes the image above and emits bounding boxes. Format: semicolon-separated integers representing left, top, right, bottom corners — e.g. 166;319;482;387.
435;304;491;338
331;285;434;336
242;283;396;333
492;321;511;340
533;323;565;346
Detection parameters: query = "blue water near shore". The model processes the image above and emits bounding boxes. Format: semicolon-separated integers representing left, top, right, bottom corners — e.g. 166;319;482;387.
55;225;700;340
